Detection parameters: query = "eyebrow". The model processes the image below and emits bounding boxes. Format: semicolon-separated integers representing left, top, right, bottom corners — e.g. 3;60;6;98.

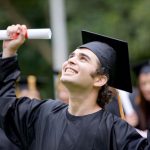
69;52;91;61
79;52;91;61
68;52;74;58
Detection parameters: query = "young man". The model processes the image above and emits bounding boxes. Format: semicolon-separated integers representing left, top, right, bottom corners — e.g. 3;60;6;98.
0;24;150;150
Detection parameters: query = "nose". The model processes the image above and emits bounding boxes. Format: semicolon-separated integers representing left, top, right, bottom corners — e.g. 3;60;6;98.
67;56;77;65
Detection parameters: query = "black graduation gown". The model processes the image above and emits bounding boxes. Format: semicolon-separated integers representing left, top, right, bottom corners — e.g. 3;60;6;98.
105;97;121;117
0;55;150;150
0;128;20;150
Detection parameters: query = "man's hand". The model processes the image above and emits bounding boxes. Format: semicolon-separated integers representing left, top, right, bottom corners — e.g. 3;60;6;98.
2;24;27;58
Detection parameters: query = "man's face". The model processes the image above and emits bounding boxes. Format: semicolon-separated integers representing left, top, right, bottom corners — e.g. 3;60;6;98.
139;72;150;101
61;48;100;89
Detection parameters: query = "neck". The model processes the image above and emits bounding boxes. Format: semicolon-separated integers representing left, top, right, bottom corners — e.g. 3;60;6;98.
67;89;101;116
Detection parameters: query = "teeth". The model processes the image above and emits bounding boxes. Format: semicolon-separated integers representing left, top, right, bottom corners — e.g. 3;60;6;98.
66;68;75;74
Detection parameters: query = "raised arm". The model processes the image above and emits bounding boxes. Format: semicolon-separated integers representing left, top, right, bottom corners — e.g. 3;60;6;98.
2;24;26;58
0;24;27;97
0;25;44;149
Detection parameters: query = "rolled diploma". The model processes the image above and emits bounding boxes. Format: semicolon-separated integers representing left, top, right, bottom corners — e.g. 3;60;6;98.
0;28;52;40
118;89;135;115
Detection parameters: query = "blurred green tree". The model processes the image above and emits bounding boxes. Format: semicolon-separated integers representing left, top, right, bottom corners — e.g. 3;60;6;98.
0;0;150;94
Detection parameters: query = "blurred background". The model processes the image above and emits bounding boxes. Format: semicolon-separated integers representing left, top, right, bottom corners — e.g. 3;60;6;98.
0;0;150;99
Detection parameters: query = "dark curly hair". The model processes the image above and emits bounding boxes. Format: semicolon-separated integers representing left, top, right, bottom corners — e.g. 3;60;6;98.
91;62;113;108
97;84;112;108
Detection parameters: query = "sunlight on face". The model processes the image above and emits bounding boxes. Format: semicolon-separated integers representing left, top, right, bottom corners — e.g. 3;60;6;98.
61;48;100;89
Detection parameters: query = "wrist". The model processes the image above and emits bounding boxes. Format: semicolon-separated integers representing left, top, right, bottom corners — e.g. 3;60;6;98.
2;49;17;58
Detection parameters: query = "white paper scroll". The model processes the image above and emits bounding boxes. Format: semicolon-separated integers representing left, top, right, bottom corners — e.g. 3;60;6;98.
0;28;52;40
118;89;135;115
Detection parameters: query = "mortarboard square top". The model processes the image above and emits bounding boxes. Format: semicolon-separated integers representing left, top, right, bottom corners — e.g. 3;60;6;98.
79;30;132;93
133;59;150;76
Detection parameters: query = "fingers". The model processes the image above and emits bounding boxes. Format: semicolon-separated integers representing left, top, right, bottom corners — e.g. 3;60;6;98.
7;24;20;39
7;24;27;39
21;25;28;38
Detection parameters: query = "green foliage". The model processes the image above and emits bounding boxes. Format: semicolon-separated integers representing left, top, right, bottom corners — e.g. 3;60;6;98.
66;0;150;61
0;0;150;93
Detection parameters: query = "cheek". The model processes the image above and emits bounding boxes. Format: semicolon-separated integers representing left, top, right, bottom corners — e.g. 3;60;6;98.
139;78;150;100
80;67;96;83
62;61;67;68
140;84;150;94
61;61;67;72
139;75;150;91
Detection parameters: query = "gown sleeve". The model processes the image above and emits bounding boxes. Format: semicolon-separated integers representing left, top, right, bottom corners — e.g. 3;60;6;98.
111;114;150;150
0;53;46;149
0;128;20;150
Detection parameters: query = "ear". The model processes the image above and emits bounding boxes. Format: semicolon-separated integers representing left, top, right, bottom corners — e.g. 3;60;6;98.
93;75;108;87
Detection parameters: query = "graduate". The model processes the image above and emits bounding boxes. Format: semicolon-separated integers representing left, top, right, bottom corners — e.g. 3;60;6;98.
0;24;150;150
129;60;150;134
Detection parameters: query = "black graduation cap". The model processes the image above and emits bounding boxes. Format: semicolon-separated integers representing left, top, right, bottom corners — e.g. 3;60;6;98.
79;30;132;93
133;59;150;76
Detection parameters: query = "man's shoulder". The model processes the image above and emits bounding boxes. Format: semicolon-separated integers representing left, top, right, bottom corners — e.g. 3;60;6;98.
101;109;123;124
41;99;68;112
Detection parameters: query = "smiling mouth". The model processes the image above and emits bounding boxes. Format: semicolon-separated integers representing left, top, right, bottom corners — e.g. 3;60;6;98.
65;67;78;74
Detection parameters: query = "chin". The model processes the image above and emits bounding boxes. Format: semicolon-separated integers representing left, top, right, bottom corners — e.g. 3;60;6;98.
60;75;68;82
61;73;77;81
61;76;81;88
61;76;73;84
